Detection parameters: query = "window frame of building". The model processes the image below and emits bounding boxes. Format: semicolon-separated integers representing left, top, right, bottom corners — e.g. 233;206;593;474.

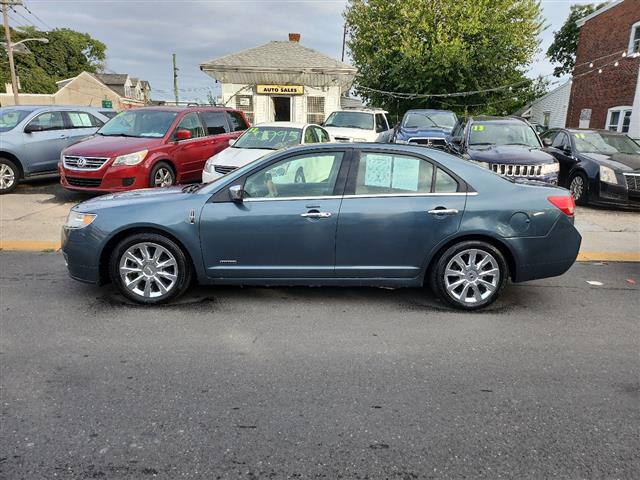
542;111;551;127
235;95;254;125
306;96;325;125
606;106;633;133
628;20;640;55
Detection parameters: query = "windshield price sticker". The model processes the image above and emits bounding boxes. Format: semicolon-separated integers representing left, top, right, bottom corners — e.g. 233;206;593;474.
471;124;485;132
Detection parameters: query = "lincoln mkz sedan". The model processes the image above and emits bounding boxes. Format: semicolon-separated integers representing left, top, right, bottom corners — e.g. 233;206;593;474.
61;143;581;310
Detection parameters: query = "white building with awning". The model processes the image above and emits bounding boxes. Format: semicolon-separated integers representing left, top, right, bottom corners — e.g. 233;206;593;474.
199;34;357;125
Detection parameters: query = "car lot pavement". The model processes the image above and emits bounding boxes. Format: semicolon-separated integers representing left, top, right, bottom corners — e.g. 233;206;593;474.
0;252;639;479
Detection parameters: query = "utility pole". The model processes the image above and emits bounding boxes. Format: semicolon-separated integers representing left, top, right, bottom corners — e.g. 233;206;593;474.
172;53;179;105
1;0;21;105
341;23;346;62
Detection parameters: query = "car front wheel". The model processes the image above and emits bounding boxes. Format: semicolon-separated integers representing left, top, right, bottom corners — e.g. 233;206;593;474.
0;157;19;194
109;233;192;305
150;162;176;188
568;172;588;205
430;241;508;310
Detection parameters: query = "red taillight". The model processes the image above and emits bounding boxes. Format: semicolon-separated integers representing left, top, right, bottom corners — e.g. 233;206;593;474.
547;195;575;216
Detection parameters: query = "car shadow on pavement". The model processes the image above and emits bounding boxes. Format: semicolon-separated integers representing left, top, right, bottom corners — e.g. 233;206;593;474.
14;178;98;204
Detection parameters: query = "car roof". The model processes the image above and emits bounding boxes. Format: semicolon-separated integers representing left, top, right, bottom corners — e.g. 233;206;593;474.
253;121;319;129
331;109;388;114
0;105;102;112
561;128;628;136
129;106;236;112
404;109;454;114
468;115;528;124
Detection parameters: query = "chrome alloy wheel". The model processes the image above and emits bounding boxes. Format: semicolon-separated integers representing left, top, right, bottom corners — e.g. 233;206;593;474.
0;163;16;190
569;175;584;200
119;242;178;298
444;249;500;304
154;167;174;187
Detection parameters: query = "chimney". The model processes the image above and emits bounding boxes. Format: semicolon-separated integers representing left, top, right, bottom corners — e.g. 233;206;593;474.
288;33;301;43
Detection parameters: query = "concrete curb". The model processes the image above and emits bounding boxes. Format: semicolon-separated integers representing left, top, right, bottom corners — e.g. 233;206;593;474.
1;240;639;262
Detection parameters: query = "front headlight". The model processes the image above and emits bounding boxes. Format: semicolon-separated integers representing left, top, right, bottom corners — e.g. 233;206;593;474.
540;162;560;175
204;158;215;173
65;211;96;229
112;149;148;166
599;165;618;184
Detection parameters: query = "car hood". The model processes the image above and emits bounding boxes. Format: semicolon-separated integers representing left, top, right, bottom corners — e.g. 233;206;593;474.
75;186;190;211
580;152;640;172
397;126;451;139
210;147;272;167
323;126;374;140
468;145;555;165
63;135;163;157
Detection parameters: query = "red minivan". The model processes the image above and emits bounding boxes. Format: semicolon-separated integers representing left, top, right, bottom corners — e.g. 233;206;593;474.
59;106;250;192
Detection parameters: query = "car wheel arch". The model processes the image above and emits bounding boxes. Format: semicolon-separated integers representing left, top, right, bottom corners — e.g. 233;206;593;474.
98;226;197;285
0;151;24;177
424;233;517;284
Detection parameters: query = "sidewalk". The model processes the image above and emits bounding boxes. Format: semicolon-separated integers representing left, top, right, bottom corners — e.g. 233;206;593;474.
1;183;639;260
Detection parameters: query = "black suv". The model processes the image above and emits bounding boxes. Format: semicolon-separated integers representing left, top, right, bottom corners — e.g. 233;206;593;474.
446;116;559;185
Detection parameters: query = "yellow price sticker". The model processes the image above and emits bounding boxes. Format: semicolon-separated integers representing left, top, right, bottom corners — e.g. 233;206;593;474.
471;124;485;132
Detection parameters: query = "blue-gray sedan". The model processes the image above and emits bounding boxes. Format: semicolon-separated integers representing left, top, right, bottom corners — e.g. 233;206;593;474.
61;143;581;310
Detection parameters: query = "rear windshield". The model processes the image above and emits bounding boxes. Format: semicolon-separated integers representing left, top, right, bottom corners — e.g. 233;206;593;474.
0;109;32;132
98;110;178;138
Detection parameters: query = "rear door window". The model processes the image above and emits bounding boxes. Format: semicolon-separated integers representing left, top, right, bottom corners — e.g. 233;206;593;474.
200;111;229;136
66;111;104;128
226;111;249;131
434;168;459;193
354;152;433;195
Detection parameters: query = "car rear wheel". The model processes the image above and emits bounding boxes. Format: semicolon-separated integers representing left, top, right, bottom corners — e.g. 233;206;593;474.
109;233;192;305
0;158;19;194
568;172;588;205
430;241;508;310
150;162;175;188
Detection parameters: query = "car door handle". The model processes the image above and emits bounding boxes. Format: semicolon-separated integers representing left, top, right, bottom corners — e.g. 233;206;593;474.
427;208;459;216
300;212;332;218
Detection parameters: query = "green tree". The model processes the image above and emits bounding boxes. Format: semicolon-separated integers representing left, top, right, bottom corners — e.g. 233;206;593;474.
546;3;605;77
344;0;544;117
0;26;106;94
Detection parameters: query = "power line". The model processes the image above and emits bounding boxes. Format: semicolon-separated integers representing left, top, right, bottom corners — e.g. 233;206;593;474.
8;5;32;26
20;1;51;31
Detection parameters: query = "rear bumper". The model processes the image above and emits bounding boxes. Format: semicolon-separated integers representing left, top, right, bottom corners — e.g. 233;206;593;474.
505;214;581;283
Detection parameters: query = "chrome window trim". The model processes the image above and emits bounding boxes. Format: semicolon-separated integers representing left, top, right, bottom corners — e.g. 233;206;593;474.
243;192;477;202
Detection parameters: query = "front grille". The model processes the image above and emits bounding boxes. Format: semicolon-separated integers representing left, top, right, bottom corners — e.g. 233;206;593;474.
66;177;102;187
491;164;543;177
624;173;640;192
214;165;237;175
408;137;446;147
63;156;109;170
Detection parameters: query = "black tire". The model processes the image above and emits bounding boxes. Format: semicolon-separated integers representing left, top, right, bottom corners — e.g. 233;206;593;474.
294;168;306;184
149;162;176;188
0;157;20;194
429;240;508;311
568;171;588;206
109;233;192;305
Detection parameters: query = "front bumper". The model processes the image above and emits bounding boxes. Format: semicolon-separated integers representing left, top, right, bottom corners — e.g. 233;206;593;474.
593;181;640;209
59;163;150;193
61;226;101;284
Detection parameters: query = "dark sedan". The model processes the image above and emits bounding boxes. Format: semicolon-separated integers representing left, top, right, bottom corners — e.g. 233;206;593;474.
61;143;581;310
541;128;640;208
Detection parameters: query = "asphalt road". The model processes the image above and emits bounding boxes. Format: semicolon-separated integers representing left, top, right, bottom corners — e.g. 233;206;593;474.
1;252;639;479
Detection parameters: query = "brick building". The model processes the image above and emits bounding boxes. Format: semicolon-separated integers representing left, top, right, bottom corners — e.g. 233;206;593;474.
566;0;640;139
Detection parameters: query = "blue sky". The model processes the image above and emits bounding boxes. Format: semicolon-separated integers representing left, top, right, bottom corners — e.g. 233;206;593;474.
17;0;601;101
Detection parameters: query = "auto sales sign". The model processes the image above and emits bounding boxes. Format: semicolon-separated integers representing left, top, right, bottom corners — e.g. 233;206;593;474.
257;85;304;95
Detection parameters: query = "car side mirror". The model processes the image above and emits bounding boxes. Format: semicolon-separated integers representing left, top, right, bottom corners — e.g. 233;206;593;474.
229;184;244;202
542;138;552;147
175;129;192;141
228;138;236;147
24;124;43;133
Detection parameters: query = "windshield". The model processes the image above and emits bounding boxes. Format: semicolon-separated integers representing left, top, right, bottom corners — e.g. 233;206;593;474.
0;109;32;133
403;111;456;129
234;126;302;150
603;135;640;155
469;122;541;148
98;110;178;138
324;111;374;130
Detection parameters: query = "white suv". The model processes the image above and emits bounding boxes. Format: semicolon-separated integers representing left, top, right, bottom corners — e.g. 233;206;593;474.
323;109;393;143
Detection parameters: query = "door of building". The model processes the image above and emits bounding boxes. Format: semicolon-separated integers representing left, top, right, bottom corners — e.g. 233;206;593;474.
272;96;291;121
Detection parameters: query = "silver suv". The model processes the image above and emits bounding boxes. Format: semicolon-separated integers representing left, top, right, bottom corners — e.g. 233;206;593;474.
0;106;113;193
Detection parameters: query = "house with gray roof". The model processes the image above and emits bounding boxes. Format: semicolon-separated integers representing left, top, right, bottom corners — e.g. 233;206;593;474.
200;33;357;124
